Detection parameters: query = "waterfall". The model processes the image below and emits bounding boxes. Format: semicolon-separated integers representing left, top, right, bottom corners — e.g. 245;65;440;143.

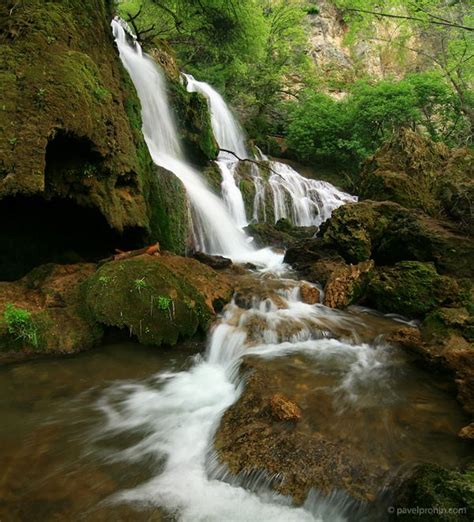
183;73;249;159
183;74;356;228
112;20;280;267
267;162;357;227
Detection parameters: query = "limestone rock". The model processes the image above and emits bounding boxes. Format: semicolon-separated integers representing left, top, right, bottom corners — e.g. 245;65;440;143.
300;283;320;305
270;393;302;422
323;260;373;309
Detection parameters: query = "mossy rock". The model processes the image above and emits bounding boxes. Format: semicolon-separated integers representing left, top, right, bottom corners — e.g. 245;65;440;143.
0;0;191;257
0;264;102;358
359;129;474;229
320;201;474;278
392;464;474;521
147;166;190;254
169;81;218;165
424;306;474;343
359;129;448;215
84;254;233;346
366;261;460;318
320;201;399;263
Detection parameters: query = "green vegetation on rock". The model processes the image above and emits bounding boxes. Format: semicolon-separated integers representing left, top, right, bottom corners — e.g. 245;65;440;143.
366;261;460;317
3;304;39;348
84;255;233;346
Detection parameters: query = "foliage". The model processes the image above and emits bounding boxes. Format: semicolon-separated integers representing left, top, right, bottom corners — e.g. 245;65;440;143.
3;304;39;347
157;295;172;310
334;0;473;133
117;0;312;137
286;71;470;169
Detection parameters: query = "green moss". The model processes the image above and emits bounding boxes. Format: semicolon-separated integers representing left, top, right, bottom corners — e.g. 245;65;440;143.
147;167;189;254
169;81;218;164
366;261;460;318
2;304;39;348
84;257;213;346
392;464;474;521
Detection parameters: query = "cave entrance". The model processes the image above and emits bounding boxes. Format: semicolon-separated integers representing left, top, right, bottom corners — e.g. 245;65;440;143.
0;195;144;281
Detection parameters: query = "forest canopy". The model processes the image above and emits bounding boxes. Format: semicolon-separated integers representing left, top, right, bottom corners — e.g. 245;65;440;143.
117;0;473;170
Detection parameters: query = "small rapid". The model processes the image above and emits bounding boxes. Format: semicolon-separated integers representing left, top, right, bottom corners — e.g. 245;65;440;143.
93;280;370;521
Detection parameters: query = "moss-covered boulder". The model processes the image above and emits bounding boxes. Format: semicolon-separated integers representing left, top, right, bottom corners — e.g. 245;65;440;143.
365;262;460;318
84;253;233;346
0;264;102;361
245;219;317;249
0;0;190;258
318;201;474;278
391;464;474;521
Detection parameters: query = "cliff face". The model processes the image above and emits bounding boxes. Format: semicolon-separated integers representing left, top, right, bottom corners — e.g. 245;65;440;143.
306;0;423;92
0;0;193;279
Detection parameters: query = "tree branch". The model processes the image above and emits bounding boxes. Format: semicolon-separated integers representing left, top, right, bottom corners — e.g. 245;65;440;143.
343;7;474;31
218;149;280;176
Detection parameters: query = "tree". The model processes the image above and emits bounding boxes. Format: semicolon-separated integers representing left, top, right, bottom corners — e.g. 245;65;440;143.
335;0;473;135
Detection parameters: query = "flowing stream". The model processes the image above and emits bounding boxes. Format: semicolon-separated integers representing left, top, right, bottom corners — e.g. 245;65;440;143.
0;19;469;522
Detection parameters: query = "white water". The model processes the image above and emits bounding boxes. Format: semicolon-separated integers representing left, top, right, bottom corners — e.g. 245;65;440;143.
267;162;357;227
112;20;281;268
107;19;371;521
94;279;392;521
184;73;249;159
216;160;248;228
183;72;356;229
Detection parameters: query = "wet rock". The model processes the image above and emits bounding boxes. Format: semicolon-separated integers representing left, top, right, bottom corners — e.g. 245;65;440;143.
215;361;384;504
365;261;460;318
323;260;374;309
245;220;317;249
388;327;474;415
84;253;233;347
390;464;474;521
192;252;232;270
300;283;320;305
270;393;302;422
458;423;474;440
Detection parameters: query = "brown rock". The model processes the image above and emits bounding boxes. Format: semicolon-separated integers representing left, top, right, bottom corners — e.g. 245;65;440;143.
323;260;374;309
270;393;302;422
215;361;384;504
300;283;320;305
458;423;474;440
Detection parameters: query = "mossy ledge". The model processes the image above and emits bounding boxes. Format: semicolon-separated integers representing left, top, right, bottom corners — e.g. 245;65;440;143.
0;254;234;360
0;0;190;276
83;254;233;347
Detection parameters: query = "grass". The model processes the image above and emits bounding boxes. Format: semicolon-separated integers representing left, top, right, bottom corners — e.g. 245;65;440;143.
3;304;39;348
157;295;172;310
133;277;148;292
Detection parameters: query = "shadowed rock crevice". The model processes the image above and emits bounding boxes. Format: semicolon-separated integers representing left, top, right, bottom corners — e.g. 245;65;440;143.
0;195;144;281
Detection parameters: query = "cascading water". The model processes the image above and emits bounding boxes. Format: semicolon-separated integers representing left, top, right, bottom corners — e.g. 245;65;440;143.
93;279;382;521
183;72;356;229
184;73;250;228
183;73;249;159
105;18;411;522
111;20;280;267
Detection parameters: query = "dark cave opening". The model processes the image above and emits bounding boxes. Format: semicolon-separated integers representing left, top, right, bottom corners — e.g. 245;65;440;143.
0;195;145;281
